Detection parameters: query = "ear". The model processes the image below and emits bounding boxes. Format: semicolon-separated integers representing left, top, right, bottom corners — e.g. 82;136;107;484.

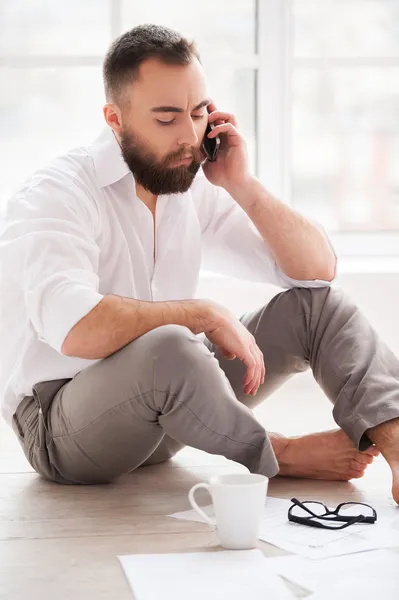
103;103;123;137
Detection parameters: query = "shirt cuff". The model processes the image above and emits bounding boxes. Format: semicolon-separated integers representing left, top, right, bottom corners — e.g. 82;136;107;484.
277;270;334;289
26;271;104;353
44;285;104;353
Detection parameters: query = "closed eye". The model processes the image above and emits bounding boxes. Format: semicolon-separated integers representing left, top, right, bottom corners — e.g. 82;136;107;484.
156;114;206;126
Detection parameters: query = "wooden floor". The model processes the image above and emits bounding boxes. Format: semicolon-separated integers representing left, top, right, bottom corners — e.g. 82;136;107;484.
0;374;394;600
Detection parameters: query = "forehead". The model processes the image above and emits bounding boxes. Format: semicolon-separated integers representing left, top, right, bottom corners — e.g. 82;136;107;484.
129;57;208;110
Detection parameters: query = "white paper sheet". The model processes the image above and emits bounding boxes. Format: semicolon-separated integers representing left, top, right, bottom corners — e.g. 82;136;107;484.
118;549;294;600
170;503;217;525
262;530;399;559
307;576;398;600
169;497;385;558
267;549;399;593
263;505;399;559
169;496;363;545
259;497;373;547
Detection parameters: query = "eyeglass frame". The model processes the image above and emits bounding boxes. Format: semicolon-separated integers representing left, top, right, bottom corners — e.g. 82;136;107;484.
288;497;377;530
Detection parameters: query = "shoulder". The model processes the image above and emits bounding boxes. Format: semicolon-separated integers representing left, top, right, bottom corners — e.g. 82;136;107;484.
4;144;100;230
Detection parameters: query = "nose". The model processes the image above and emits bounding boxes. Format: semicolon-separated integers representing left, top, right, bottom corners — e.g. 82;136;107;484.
178;119;199;147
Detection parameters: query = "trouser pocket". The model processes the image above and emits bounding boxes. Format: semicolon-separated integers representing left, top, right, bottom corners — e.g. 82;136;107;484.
12;380;71;482
32;379;71;437
11;395;37;465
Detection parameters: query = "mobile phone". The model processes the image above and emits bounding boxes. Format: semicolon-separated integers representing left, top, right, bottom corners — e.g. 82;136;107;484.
201;122;220;162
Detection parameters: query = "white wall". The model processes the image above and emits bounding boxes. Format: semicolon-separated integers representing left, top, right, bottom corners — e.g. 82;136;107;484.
197;271;399;360
197;270;398;436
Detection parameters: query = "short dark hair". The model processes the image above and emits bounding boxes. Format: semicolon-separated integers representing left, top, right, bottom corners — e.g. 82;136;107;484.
103;24;200;104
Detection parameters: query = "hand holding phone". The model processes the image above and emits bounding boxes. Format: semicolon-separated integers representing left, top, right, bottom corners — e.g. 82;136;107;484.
201;100;249;191
201;119;220;162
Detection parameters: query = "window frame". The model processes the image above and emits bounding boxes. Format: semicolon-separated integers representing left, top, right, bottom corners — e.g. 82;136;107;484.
0;0;260;213
2;0;398;259
257;0;399;258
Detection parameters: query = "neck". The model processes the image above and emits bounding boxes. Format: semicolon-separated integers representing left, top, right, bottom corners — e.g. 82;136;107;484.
135;183;158;215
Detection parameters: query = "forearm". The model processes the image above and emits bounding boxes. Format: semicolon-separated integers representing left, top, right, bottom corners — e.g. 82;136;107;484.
226;177;336;281
61;294;210;359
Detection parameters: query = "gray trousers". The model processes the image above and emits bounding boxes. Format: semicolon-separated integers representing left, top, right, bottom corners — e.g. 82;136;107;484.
11;286;399;485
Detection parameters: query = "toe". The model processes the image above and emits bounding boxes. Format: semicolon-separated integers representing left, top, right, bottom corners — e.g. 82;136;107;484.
351;459;367;473
349;469;365;479
389;464;399;504
354;453;374;466
365;446;380;457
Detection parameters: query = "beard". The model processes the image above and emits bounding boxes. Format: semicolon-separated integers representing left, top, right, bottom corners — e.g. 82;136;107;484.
120;128;205;195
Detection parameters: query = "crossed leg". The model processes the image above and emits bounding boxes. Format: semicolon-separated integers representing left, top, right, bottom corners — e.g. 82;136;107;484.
148;286;398;499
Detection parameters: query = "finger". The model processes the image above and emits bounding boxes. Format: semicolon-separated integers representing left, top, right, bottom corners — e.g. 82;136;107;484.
207;99;218;113
250;348;264;394
259;346;265;385
208;110;237;127
243;355;256;394
220;349;236;360
248;373;260;397
254;345;264;391
248;346;262;396
207;122;239;139
244;360;256;392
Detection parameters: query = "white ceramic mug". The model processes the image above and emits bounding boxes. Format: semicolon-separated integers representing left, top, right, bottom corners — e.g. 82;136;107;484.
188;473;268;550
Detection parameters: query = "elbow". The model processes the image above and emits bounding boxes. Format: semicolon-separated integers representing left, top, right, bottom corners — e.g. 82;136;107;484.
324;255;337;282
60;328;79;357
311;262;336;283
61;335;80;358
287;256;337;283
309;253;337;283
61;332;100;360
283;258;337;283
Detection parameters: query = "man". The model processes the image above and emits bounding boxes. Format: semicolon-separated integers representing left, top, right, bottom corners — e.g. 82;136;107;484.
1;25;398;502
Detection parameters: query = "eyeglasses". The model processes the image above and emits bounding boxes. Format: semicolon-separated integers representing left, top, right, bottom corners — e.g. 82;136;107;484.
288;497;377;530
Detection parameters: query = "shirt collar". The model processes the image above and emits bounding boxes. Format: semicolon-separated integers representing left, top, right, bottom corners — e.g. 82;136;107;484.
90;126;131;188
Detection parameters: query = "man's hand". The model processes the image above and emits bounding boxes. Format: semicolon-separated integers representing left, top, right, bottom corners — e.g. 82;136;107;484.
202;100;251;193
202;301;265;396
202;102;336;282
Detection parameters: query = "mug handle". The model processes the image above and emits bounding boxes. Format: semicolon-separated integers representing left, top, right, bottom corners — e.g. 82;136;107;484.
188;483;215;529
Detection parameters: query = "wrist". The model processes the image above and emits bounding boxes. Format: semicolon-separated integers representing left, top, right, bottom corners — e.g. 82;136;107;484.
223;175;259;206
195;299;226;333
182;299;213;334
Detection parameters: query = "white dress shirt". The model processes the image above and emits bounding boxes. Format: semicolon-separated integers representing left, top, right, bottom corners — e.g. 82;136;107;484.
0;127;334;425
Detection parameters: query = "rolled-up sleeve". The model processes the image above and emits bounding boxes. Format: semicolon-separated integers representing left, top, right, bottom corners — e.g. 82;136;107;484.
276;221;337;288
193;174;336;289
0;179;104;353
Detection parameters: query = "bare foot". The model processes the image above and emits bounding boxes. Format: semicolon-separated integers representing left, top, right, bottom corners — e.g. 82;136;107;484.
367;418;399;504
270;429;379;481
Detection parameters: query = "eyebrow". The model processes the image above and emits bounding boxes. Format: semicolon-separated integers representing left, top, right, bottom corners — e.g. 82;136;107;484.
150;99;210;113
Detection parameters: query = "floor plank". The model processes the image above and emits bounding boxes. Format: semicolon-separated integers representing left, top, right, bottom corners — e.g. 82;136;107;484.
0;533;219;600
0;374;397;600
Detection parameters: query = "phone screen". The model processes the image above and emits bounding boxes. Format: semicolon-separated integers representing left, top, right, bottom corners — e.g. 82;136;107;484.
202;122;220;162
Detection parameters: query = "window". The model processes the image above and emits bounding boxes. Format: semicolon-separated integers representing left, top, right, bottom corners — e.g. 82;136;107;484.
0;0;111;212
257;0;399;257
1;0;398;259
0;0;257;215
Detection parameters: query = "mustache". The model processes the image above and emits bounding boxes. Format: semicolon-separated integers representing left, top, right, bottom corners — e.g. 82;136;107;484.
165;145;206;167
119;129;205;195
